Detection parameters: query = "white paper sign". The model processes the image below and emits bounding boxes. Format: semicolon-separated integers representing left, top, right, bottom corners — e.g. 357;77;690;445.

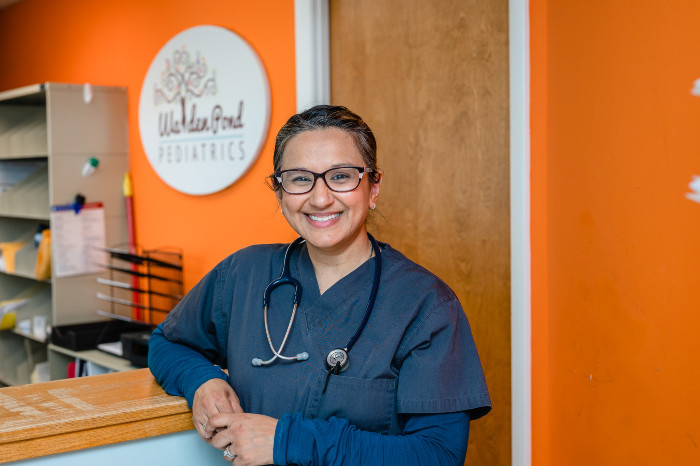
50;204;107;277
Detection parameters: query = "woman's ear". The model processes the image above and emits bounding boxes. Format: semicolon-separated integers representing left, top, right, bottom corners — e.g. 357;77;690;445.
369;172;382;209
275;189;284;208
276;194;286;216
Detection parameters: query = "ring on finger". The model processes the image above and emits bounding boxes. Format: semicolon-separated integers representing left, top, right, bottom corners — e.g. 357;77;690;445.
223;445;236;459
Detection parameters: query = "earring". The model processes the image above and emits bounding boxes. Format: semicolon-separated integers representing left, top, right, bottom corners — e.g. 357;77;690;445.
370;203;376;210
280;207;284;215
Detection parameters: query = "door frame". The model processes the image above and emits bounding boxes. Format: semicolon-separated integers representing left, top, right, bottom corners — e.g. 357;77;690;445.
293;2;532;464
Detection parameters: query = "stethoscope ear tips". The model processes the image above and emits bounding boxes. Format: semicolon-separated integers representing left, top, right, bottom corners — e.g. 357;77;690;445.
251;358;263;366
297;352;309;361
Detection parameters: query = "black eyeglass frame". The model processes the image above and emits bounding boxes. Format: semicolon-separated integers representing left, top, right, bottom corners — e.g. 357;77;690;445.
271;166;376;195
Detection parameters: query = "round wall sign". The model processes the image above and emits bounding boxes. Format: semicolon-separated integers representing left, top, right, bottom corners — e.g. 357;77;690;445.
139;25;271;195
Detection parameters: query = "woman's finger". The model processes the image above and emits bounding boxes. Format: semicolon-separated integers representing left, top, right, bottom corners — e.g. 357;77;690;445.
192;379;242;440
208;412;277;465
208;414;235;450
223;444;237;463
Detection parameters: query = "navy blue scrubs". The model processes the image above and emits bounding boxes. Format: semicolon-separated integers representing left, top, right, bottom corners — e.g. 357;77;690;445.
150;241;491;463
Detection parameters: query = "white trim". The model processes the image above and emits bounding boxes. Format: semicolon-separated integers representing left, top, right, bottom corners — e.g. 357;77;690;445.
509;0;531;465
294;0;330;112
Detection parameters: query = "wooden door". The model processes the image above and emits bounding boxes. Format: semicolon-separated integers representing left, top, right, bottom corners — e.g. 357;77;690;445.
329;0;511;464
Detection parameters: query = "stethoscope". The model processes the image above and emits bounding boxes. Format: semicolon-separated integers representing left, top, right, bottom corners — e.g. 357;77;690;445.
252;234;382;379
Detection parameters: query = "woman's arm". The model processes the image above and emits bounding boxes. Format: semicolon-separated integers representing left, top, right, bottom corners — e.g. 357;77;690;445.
148;323;229;407
150;323;244;441
273;411;470;466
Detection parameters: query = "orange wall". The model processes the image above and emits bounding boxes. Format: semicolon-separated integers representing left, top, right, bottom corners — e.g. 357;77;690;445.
531;1;700;464
0;0;298;291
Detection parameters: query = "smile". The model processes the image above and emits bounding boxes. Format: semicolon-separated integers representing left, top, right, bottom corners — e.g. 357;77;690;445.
307;213;341;222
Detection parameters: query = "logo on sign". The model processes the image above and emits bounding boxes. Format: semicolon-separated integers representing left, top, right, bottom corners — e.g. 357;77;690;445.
139;25;270;195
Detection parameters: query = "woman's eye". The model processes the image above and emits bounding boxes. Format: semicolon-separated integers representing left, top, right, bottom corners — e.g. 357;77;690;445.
291;175;312;183
330;173;351;181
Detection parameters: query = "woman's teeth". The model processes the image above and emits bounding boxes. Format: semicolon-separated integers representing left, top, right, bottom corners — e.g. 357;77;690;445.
308;213;340;222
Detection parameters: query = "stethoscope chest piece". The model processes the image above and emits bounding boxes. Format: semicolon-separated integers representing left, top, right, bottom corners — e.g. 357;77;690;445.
326;348;349;373
256;234;382;378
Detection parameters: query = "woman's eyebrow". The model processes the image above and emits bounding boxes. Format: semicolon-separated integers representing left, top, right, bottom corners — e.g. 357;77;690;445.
282;162;358;171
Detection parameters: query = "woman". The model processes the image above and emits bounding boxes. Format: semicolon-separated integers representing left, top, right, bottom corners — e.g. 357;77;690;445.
148;105;491;465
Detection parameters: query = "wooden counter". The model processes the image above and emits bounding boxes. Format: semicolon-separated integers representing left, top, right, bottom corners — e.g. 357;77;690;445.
0;368;193;463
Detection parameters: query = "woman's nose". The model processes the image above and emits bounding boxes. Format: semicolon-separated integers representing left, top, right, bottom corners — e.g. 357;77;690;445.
308;177;333;207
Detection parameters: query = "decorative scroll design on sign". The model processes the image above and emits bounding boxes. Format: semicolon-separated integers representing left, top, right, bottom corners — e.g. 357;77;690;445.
154;47;218;122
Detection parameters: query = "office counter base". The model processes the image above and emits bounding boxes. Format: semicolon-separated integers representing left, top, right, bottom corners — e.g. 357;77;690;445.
0;368;205;463
9;430;226;465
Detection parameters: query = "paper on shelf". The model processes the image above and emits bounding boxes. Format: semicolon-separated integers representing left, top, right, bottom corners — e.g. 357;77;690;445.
30;361;50;383
97;341;123;356
0;297;30;314
0;160;45;193
0;162;49;218
0;284;49;330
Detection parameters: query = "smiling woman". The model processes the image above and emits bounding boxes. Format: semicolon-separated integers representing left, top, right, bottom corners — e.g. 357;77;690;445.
274;127;380;268
148;105;491;465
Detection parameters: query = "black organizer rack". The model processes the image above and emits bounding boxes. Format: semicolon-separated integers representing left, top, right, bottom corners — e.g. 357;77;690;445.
96;246;183;325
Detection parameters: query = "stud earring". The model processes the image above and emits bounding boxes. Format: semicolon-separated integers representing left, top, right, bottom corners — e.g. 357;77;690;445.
370;203;376;210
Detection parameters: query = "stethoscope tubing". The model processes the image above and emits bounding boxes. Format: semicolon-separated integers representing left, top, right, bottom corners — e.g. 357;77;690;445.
253;237;307;366
344;234;381;353
253;234;381;370
263;236;305;308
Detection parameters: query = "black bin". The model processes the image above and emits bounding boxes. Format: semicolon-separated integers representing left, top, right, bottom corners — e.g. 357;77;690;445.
51;321;152;352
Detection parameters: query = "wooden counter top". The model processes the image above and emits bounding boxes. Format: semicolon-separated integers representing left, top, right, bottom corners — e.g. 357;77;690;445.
0;368;193;463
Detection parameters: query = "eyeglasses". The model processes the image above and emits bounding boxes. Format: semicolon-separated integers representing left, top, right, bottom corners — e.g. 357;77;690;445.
271;166;375;195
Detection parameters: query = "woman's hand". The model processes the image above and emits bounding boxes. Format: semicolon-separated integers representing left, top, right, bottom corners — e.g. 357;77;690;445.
209;412;278;465
193;378;243;440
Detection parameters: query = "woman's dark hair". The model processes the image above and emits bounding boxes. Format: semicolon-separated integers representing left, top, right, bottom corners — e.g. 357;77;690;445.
271;105;380;191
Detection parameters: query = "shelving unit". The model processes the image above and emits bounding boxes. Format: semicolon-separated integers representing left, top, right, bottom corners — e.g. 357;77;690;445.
48;343;139;375
0;83;129;385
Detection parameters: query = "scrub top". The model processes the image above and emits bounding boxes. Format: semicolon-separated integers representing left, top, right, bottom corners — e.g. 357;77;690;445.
161;241;491;435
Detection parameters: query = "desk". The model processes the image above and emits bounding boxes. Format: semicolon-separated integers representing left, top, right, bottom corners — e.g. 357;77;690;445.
0;368;216;464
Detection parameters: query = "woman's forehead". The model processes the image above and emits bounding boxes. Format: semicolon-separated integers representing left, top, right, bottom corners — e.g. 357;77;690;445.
280;128;363;169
